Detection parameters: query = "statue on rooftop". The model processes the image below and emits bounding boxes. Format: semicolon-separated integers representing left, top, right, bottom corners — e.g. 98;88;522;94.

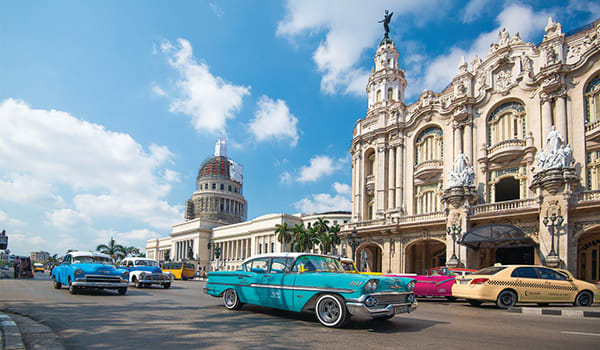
379;10;393;38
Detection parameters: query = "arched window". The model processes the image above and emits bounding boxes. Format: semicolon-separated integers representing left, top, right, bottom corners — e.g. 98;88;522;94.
387;88;394;101
212;183;216;190
415;183;440;214
585;75;600;124
376;90;382;102
204;183;208;190
220;184;224;191
587;150;600;190
487;101;526;146
367;195;375;220
415;127;443;164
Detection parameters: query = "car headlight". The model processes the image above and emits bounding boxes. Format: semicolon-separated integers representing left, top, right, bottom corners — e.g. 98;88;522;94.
406;280;416;291
123;270;129;277
365;296;378;307
74;269;83;276
365;279;379;292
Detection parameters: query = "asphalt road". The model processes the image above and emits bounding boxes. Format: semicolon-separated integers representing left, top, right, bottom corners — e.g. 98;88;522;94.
1;273;599;349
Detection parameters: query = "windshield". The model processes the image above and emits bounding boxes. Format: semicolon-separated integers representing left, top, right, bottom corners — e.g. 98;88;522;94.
135;260;158;267
341;261;356;272
292;255;344;273
474;266;506;275
72;256;111;264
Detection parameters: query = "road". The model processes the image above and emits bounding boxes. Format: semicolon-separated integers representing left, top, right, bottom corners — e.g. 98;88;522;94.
1;273;599;349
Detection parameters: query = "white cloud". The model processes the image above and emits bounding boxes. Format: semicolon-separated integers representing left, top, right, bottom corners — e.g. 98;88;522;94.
0;98;183;234
280;171;293;184
0;174;65;207
0;210;25;228
415;3;549;96
297;155;345;183
152;84;166;96
461;0;495;23
159;38;250;134
249;95;299;146
163;169;180;183
293;182;352;213
209;2;224;17
277;0;445;96
45;209;92;231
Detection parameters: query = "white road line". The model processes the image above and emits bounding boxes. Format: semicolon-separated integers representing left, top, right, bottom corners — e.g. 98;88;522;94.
561;331;600;337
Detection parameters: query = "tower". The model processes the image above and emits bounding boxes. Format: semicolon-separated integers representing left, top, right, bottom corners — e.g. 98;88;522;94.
366;38;407;111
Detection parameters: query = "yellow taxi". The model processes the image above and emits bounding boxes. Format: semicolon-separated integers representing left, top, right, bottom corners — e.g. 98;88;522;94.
452;264;600;309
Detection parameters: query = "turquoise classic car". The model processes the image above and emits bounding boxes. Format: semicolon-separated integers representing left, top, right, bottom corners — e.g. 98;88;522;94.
51;251;129;295
204;253;417;327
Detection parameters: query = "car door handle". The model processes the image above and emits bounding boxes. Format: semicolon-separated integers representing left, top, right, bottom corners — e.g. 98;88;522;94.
264;274;271;277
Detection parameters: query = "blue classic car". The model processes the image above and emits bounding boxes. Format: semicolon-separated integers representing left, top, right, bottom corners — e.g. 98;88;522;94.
51;251;129;295
204;253;417;327
121;257;172;288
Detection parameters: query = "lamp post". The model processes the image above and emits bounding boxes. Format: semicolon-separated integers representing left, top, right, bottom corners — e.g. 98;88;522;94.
543;211;563;257
446;225;462;267
348;228;361;263
214;246;222;271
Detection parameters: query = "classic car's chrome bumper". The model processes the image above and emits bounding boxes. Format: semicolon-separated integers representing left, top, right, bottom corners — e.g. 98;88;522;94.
346;292;418;318
138;274;171;284
74;275;128;288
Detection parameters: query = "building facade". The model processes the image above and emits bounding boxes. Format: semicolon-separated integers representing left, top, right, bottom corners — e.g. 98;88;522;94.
30;251;50;264
341;18;600;282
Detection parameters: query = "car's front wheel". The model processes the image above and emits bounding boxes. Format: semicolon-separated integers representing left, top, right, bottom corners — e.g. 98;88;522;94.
53;276;61;289
223;288;243;310
315;294;349;328
117;287;127;295
163;282;171;289
496;290;517;309
68;278;78;295
574;291;593;307
445;296;457;302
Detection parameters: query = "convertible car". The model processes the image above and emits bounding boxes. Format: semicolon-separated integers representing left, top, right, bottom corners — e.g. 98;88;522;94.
51;251;129;295
204;253;418;327
414;267;476;300
452;264;600;308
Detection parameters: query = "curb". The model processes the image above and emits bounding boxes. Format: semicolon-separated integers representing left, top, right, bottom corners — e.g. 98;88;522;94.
0;313;25;350
508;307;600;318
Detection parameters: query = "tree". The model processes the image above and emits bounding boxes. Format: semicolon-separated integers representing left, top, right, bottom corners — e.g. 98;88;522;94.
46;254;58;264
311;217;330;253
124;246;141;257
275;223;292;251
327;224;342;255
96;237;126;261
292;224;312;252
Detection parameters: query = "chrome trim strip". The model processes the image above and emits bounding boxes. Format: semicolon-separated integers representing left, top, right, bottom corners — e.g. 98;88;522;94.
72;281;128;288
206;282;355;294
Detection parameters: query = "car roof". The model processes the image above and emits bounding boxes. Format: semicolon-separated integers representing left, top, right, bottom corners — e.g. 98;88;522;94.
241;252;333;264
123;257;156;262
70;251;112;260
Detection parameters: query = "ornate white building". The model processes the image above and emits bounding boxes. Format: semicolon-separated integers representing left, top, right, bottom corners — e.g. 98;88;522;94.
341;18;600;282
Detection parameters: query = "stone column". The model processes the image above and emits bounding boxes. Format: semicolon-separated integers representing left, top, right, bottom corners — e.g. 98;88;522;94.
376;146;386;215
395;145;403;212
556;95;567;142
454;125;463;157
464;123;473;164
388;147;395;210
542;98;553;142
358;154;365;220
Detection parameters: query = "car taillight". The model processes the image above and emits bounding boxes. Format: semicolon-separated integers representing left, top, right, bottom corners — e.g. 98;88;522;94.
471;278;488;285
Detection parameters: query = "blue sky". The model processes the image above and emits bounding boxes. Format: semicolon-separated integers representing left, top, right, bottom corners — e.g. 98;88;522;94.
1;0;598;256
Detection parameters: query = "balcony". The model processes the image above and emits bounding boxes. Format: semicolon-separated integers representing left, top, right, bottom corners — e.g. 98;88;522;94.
585;120;600;142
414;159;443;180
366;174;375;195
487;139;526;163
395;211;445;224
471;198;538;215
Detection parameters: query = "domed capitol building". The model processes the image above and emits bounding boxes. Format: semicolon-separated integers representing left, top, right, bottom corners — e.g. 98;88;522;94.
338;17;600;283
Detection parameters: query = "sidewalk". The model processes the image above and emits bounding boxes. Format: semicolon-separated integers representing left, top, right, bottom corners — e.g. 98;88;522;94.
508;304;600;318
0;311;64;350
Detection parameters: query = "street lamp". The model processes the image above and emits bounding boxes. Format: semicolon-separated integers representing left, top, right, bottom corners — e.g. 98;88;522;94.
348;228;361;263
543;211;563;257
447;225;462;262
214;246;222;271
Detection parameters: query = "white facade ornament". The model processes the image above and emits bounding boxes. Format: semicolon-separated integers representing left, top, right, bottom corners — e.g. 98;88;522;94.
447;153;475;187
459;56;468;72
495;68;513;91
535;126;574;172
544;17;563;40
471;55;482;71
499;28;510;47
510;32;523;45
215;138;227;157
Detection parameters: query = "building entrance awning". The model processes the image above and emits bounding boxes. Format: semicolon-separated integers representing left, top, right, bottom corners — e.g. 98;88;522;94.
459;224;536;250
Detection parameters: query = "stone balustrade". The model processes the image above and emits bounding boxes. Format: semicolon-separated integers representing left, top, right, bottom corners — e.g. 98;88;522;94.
585;119;600;133
472;198;537;215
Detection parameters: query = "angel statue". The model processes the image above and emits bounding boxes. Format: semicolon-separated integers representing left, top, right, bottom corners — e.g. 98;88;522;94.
379;10;393;37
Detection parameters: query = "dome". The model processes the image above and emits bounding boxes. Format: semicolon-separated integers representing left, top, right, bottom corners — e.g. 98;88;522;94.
197;156;231;180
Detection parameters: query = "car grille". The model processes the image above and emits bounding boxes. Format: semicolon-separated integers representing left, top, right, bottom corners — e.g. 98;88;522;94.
80;275;122;283
371;293;411;306
148;274;166;281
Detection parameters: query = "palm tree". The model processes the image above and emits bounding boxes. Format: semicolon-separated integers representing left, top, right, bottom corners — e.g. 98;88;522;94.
46;254;58;264
124;246;141;257
96;237;126;261
328;224;342;255
292;224;312;252
275;223;292;252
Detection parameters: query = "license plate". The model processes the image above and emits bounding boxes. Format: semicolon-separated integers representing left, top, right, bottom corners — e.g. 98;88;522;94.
459;279;469;284
394;306;408;314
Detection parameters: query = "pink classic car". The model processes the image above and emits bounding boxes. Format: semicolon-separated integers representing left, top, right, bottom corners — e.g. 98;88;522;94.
414;267;476;301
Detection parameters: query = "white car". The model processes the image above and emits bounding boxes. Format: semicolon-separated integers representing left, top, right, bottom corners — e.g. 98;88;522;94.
122;257;172;289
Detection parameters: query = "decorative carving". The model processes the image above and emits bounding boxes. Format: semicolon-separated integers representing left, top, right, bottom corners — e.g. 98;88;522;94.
544;46;558;66
471;55;482;71
458;56;468;73
544;17;563;40
534;127;573;172
495;68;513;92
455;81;467;98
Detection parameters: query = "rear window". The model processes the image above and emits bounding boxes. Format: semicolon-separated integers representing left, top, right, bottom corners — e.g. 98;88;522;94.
474;266;506;275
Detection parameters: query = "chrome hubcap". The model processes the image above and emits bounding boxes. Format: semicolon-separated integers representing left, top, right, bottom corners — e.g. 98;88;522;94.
318;298;340;323
225;290;236;307
501;294;513;305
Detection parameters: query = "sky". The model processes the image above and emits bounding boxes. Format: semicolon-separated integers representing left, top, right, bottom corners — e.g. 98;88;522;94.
1;0;598;256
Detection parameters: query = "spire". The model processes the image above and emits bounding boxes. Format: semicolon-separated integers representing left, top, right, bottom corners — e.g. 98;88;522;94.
214;138;227;157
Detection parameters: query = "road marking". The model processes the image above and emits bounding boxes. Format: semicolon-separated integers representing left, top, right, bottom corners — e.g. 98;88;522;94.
561;331;600;337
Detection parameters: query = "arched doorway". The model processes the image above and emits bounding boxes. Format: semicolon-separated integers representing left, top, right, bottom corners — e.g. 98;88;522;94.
357;244;382;272
495;177;520;202
404;239;445;275
578;228;600;282
461;224;536;268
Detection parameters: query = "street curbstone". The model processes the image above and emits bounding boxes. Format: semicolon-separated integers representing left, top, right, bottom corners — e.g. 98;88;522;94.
508;306;600;318
0;312;26;350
